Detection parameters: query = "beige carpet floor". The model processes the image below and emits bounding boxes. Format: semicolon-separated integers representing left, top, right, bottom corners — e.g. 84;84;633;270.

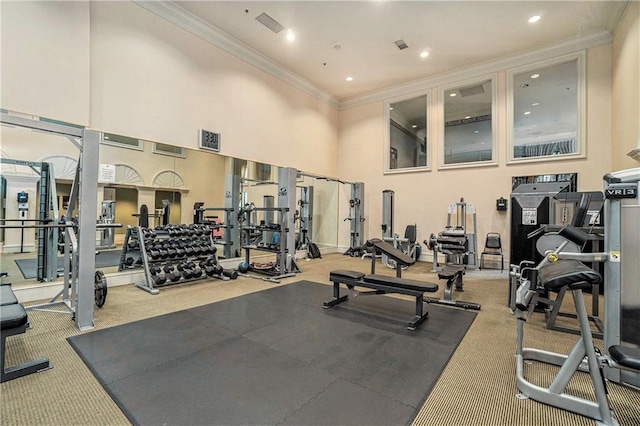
1;253;639;425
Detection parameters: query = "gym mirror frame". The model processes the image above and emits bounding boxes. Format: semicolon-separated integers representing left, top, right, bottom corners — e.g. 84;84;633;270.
438;73;498;169
384;93;431;174
506;52;586;164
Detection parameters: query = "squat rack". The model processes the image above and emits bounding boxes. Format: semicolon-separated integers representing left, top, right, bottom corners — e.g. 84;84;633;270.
1;112;100;331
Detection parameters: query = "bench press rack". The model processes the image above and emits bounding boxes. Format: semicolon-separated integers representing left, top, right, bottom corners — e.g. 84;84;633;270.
325;239;439;330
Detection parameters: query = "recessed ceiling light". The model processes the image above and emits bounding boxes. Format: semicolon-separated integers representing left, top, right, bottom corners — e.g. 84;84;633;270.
528;15;541;24
331;42;343;50
420;51;429;58
449;93;457;97
346;76;353;82
465;116;471;119
389;107;394;111
286;29;295;42
531;73;540;79
474;130;479;134
532;102;540;106
412;124;418;128
524;111;532;115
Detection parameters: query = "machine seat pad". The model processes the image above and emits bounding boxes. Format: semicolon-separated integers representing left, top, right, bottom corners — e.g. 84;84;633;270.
538;260;602;292
370;240;416;266
609;345;640;371
1;303;28;330
1;285;18;307
437;266;464;280
364;274;438;293
329;270;366;281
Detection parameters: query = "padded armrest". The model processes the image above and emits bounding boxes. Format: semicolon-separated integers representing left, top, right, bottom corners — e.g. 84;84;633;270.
609;345;640;371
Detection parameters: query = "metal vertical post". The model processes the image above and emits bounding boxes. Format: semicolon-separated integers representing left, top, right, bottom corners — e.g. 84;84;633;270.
75;129;99;331
278;167;297;271
224;174;241;258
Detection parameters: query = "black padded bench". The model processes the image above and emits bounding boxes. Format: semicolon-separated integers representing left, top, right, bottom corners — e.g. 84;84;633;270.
325;239;438;330
0;281;51;383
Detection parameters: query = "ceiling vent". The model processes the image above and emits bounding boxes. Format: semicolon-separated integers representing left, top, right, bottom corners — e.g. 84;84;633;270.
459;84;486;97
394;39;409;50
255;12;285;33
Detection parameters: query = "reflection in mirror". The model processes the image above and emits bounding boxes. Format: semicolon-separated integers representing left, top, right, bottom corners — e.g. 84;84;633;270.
1;115;342;288
510;57;581;160
387;95;428;171
442;77;494;165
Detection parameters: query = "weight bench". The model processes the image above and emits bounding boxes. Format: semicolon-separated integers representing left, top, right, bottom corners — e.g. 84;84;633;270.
424;265;481;310
1;279;51;383
324;239;438;330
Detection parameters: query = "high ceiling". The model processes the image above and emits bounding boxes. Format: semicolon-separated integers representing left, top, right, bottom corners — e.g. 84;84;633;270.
170;1;627;102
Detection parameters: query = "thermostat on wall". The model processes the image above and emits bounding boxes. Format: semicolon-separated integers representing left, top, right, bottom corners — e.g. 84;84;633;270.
199;129;220;152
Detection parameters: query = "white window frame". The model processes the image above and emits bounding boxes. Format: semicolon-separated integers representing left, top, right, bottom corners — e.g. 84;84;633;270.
384;92;431;175
438;73;498;170
506;52;586;164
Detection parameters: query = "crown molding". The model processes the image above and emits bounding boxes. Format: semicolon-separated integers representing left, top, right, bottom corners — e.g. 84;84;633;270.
133;1;339;108
340;28;613;110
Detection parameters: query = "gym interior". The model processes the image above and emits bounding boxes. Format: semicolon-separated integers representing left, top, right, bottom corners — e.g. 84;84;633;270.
1;2;639;425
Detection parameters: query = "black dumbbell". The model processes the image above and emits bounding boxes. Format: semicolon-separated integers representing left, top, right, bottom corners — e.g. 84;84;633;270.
152;272;167;285
125;257;135;266
149;265;161;275
192;266;203;278
222;269;238;280
183;268;194;279
163;263;174;274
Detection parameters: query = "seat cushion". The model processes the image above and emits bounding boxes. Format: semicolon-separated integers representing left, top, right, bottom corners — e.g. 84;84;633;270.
0;284;18;307
1;303;28;330
364;274;438;293
329;270;365;281
609;345;640;371
538;260;602;291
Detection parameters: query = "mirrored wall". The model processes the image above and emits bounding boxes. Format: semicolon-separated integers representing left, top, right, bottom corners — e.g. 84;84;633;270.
386;94;428;172
0;117;342;286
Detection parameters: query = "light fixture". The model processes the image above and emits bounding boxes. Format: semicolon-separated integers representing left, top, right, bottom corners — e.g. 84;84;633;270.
420;50;429;58
532;102;540;106
449;93;457;97
411;124;418;128
346;76;353;82
474;130;479;134
465;116;471;119
528;15;541;23
389;107;394;111
286;29;295;42
531;73;540;79
524;111;531;115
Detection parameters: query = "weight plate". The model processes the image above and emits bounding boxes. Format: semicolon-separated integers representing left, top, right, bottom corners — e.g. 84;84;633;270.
94;270;108;308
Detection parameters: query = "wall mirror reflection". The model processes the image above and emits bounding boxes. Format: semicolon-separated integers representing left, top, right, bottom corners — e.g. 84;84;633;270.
441;76;496;166
1;116;342;287
509;55;583;161
386;94;428;172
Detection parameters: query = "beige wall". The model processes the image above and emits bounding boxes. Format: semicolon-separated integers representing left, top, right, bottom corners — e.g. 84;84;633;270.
612;2;640;170
89;2;338;177
0;1;90;125
338;45;613;260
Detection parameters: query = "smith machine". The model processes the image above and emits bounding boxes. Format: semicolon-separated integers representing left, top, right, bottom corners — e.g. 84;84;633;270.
0;112;114;331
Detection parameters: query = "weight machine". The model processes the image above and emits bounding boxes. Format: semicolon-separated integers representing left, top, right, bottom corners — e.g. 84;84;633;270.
379;190;418;268
97;200;116;249
426;198;478;271
193;202;235;259
297;185;313;250
1;112;102;331
343;182;366;257
510;167;640;424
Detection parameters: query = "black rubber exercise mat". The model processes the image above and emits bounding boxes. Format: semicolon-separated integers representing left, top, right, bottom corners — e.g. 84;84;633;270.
14;249;122;279
68;281;476;426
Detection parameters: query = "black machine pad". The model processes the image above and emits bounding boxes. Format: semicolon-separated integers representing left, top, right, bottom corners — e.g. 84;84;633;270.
364;274;438;293
0;303;28;330
1;285;19;306
609;345;640;371
369;239;416;266
538;260;602;291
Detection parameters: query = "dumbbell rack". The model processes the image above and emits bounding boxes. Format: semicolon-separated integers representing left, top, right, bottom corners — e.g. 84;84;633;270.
241;207;299;279
118;226;144;271
135;224;227;295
